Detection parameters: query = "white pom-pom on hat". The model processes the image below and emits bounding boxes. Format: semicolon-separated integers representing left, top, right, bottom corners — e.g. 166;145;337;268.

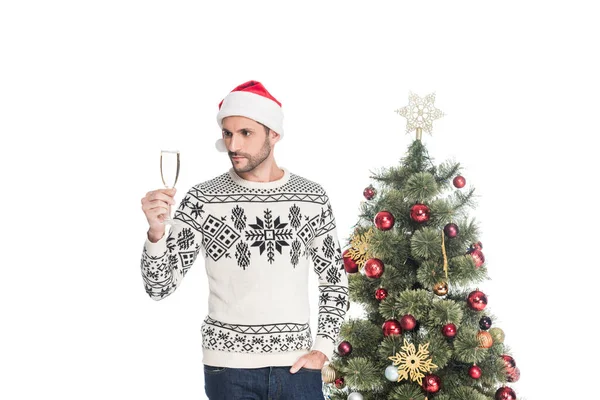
215;138;227;152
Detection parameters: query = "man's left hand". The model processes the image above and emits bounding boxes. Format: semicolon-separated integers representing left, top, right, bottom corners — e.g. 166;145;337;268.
289;350;328;374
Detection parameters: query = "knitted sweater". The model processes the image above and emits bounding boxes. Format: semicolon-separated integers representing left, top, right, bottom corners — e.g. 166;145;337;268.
140;167;349;368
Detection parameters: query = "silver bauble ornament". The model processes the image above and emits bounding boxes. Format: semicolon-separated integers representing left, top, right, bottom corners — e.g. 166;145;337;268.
385;364;399;381
348;392;364;400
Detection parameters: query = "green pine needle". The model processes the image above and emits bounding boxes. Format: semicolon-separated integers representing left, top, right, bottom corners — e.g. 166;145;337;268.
389;383;426;400
411;227;442;261
340;357;387;392
404;172;440;202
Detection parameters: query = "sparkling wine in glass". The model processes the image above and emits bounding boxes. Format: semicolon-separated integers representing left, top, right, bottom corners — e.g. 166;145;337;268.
160;149;180;225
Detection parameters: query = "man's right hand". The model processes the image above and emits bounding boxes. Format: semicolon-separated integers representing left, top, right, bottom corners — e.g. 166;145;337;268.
141;188;177;242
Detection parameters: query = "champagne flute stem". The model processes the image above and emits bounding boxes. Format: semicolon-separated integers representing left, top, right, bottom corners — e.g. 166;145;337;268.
163;186;176;225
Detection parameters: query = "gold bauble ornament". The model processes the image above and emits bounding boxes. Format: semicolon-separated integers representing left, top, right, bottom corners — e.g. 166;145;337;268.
321;364;337;384
477;330;493;349
489;327;505;344
433;281;448;296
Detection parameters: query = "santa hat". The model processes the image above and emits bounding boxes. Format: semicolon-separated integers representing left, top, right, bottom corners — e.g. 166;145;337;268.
215;80;284;152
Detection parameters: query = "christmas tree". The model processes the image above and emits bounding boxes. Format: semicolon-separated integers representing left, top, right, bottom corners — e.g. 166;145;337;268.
321;93;520;400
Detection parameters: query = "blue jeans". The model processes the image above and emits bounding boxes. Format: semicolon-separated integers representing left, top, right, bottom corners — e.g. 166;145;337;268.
203;364;325;400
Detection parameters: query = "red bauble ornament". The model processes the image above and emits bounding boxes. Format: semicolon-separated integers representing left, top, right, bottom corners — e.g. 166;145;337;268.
471;241;483;250
374;210;395;230
470;249;485;268
364;258;385;279
501;354;516;369
337;341;352;356
453;175;466;188
444;223;459;238
507;366;520;382
382;319;402;337
342;249;359;273
375;287;388;301
334;376;345;389
441;323;457;338
469;365;482;379
400;314;417;331
410;203;431;223
467;290;488;311
495;386;517;400
422;374;441;393
363;185;376;200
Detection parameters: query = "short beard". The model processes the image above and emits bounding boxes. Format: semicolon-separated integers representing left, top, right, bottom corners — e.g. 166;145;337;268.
229;132;271;173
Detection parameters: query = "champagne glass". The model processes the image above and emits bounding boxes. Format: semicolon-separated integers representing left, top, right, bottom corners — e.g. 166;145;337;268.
160;149;180;225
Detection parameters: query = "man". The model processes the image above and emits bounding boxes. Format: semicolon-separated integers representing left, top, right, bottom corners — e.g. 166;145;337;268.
140;80;349;400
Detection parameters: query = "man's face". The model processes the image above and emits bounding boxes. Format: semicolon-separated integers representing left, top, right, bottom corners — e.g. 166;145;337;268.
222;116;275;173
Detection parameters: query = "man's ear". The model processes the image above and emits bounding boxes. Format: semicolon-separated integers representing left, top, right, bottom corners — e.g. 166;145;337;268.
270;130;281;144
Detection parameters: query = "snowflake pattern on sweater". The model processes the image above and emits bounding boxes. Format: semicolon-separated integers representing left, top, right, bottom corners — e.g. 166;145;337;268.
140;168;349;365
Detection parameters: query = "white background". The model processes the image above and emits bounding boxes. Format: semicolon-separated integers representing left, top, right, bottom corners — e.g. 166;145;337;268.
1;1;598;399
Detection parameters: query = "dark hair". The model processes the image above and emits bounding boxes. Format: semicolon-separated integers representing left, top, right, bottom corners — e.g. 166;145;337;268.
259;122;270;135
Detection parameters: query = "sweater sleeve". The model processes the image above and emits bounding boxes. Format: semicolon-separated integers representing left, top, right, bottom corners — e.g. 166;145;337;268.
309;193;349;360
140;190;204;300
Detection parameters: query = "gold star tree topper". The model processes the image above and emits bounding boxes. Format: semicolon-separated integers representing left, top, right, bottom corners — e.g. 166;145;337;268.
395;91;445;140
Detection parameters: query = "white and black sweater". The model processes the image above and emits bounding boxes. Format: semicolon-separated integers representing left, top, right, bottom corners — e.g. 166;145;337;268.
140;167;349;368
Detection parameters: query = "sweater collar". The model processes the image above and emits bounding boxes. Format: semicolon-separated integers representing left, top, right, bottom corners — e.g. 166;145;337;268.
228;167;290;189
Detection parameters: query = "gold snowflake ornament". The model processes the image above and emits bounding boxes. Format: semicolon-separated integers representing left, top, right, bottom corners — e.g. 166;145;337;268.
395;92;444;139
346;228;374;268
388;339;438;385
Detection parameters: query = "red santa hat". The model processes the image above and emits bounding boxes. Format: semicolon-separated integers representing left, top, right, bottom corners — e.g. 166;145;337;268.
215;80;284;152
